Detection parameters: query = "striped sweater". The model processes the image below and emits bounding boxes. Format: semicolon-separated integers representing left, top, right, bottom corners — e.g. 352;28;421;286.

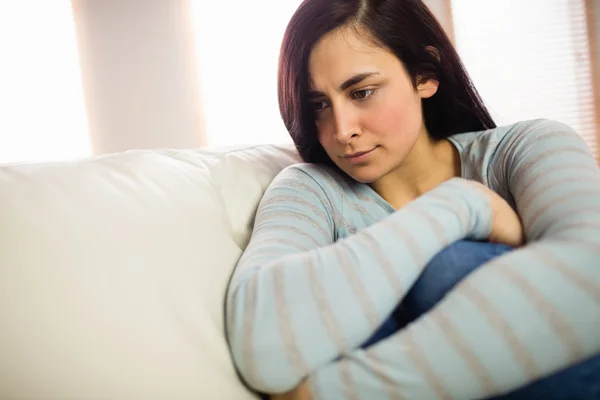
225;119;600;399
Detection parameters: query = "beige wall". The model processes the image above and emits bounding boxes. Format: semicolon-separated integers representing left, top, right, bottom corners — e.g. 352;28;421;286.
72;0;205;155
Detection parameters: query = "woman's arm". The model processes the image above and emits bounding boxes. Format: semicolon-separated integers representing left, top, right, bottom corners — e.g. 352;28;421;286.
305;120;600;399
226;165;492;393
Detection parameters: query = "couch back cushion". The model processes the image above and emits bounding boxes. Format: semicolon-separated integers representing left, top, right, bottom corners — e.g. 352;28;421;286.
0;144;299;399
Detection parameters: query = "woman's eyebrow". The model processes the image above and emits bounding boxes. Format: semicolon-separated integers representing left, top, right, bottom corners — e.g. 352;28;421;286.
308;72;380;99
339;72;379;91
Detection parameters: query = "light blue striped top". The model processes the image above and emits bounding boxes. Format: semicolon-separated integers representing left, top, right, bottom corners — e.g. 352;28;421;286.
226;119;600;399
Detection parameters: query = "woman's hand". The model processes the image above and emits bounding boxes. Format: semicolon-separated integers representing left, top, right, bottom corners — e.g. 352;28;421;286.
472;182;525;247
270;380;311;400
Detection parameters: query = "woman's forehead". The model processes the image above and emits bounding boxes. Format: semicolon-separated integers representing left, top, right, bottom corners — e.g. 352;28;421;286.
311;26;381;60
308;30;397;90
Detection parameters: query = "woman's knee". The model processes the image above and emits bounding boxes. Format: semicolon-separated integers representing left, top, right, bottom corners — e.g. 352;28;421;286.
401;240;513;317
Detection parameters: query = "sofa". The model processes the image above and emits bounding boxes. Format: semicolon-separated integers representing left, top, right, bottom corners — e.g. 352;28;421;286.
0;144;301;399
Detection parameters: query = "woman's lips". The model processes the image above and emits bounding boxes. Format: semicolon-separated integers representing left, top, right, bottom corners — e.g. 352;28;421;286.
343;147;377;163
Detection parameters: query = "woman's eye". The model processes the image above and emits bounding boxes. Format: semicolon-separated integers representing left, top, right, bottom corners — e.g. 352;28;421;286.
352;88;375;100
311;100;328;113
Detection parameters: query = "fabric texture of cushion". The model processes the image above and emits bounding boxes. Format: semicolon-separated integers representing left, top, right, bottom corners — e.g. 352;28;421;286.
0;144;299;399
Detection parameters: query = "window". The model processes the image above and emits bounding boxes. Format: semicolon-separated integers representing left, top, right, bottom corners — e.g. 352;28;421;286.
0;1;91;164
191;0;301;147
451;0;599;159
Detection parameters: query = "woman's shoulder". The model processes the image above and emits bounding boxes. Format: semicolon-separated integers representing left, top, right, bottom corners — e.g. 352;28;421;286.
275;162;337;180
452;118;585;164
495;118;580;148
451;118;587;192
490;118;587;167
271;162;351;193
450;118;576;152
264;162;355;209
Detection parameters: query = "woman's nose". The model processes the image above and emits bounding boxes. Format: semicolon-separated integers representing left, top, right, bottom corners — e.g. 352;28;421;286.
333;107;360;144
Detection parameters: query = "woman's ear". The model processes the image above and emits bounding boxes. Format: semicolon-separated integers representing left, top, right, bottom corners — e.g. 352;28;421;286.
417;79;439;99
416;46;440;98
425;46;440;62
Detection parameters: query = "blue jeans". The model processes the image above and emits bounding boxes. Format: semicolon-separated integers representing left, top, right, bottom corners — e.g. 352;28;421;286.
362;240;600;400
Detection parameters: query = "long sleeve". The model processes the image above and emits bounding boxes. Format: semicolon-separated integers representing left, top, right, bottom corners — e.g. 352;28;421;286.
225;166;492;392
307;119;600;400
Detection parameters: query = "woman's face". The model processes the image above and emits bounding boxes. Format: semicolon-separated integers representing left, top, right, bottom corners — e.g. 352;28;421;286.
308;27;438;184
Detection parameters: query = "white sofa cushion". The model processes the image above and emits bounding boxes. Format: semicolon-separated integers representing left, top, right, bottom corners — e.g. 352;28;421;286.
0;144;299;399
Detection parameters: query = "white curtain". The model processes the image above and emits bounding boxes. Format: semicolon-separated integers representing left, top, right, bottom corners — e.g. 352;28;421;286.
0;1;91;164
451;0;598;159
190;0;301;147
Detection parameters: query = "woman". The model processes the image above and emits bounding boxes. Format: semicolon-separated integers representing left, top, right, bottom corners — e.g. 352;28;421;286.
225;0;600;399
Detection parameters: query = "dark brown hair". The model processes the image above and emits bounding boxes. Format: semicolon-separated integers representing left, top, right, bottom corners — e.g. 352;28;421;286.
277;0;495;167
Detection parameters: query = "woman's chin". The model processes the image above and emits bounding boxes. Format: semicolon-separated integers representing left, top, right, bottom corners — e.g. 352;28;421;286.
344;166;383;184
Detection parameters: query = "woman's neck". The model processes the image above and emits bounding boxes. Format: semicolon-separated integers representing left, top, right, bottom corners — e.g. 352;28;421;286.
370;136;461;210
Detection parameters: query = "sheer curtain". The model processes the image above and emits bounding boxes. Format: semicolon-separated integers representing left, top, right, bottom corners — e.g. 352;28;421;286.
451;0;599;159
190;0;300;147
0;1;90;164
